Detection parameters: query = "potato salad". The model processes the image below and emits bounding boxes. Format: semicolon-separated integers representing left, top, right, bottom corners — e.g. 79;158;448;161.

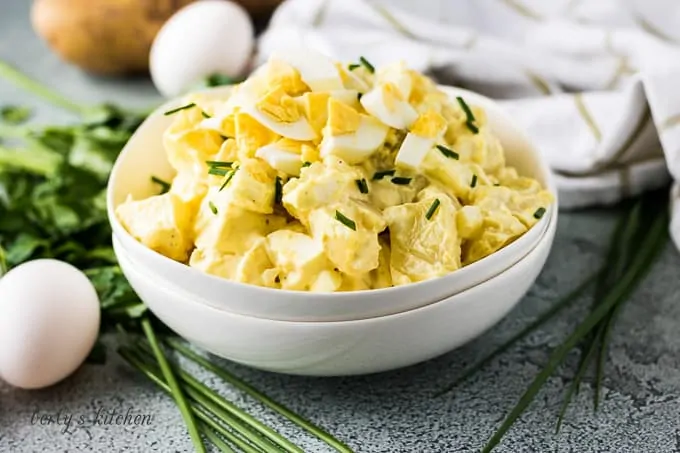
116;49;553;292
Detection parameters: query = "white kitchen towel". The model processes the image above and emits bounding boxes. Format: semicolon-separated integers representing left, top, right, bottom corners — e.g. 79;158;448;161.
256;0;680;250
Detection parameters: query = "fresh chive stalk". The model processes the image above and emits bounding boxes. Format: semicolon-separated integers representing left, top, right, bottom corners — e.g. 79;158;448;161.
436;145;459;160
302;161;312;168
425;199;441;221
358;57;375;73
275;177;283;204
209;167;229;177
357;92;363;101
456;96;479;134
202;427;236;453
533;207;546;219
335;210;357;231
136;338;303;453
209;201;218;215
390;177;411;185
372;169;396;180
150;176;171;194
206;161;233;168
471;174;477;188
164;103;197;116
0;59;88;114
355;178;369;194
166;339;354;453
201;111;212;119
480;207;668;453
118;348;236;453
348;63;360;71
0;243;7;275
219;168;237;192
140;319;206;453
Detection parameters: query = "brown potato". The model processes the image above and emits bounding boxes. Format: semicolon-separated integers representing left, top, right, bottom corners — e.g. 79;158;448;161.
31;0;198;75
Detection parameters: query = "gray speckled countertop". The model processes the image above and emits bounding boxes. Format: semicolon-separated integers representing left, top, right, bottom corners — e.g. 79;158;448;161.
2;2;680;452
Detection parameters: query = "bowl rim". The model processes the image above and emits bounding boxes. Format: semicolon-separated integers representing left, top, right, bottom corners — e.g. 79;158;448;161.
107;85;557;300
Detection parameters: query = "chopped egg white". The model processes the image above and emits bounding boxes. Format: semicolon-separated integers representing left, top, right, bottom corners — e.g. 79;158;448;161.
360;82;418;129
271;49;344;92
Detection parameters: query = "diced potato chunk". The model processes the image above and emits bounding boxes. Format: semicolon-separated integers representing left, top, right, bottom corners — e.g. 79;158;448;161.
116;193;194;262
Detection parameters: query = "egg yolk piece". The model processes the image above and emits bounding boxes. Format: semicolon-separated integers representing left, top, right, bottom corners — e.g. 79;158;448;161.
327;98;361;135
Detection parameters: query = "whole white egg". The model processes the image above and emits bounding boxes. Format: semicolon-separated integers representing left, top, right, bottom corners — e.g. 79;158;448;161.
0;259;100;389
150;0;255;98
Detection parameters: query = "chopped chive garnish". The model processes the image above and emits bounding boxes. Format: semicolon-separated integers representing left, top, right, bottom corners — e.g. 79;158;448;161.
494;183;500;186
220;134;232;141
302;161;312;168
150;176;171;194
456;96;475;123
206;160;233;168
219;169;237;191
208;201;218;215
355;178;369;194
348;63;360;71
457;96;479;134
163;102;196;116
208;167;228;177
359;56;375;73
471;174;478;188
534;207;546;219
335;210;356;231
465;121;479;134
436;145;459;160
357;92;363;101
391;177;411;185
201;111;211;119
425;198;441;220
372;169;396;180
275;177;283;204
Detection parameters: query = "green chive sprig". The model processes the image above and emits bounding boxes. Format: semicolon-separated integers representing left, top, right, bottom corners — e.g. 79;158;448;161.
219;168;237;191
209;201;218;215
356;178;369;194
275;177;283;204
209;167;229;177
201;111;212;119
373;169;396;180
335;210;357;231
436;145;459;160
150;176;171;194
141;319;206;453
302;161;312;168
425;199;440;220
471;174;477;188
533;207;546;219
164;103;197;116
206;161;233;168
167;339;354;453
457;96;479;134
390;176;411;185
359;57;375;73
348;63;360;71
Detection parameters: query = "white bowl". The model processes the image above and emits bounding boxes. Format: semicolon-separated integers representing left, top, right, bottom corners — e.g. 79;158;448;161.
113;201;556;376
107;86;556;322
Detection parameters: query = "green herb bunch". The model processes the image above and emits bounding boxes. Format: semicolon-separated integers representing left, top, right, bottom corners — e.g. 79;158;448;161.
0;60;352;453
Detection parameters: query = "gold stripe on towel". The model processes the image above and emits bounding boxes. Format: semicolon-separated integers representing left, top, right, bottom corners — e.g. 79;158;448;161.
464;33;478;50
660;113;680;131
525;70;552;95
312;0;329;27
369;3;417;39
574;93;602;142
633;14;677;44
499;0;543;21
